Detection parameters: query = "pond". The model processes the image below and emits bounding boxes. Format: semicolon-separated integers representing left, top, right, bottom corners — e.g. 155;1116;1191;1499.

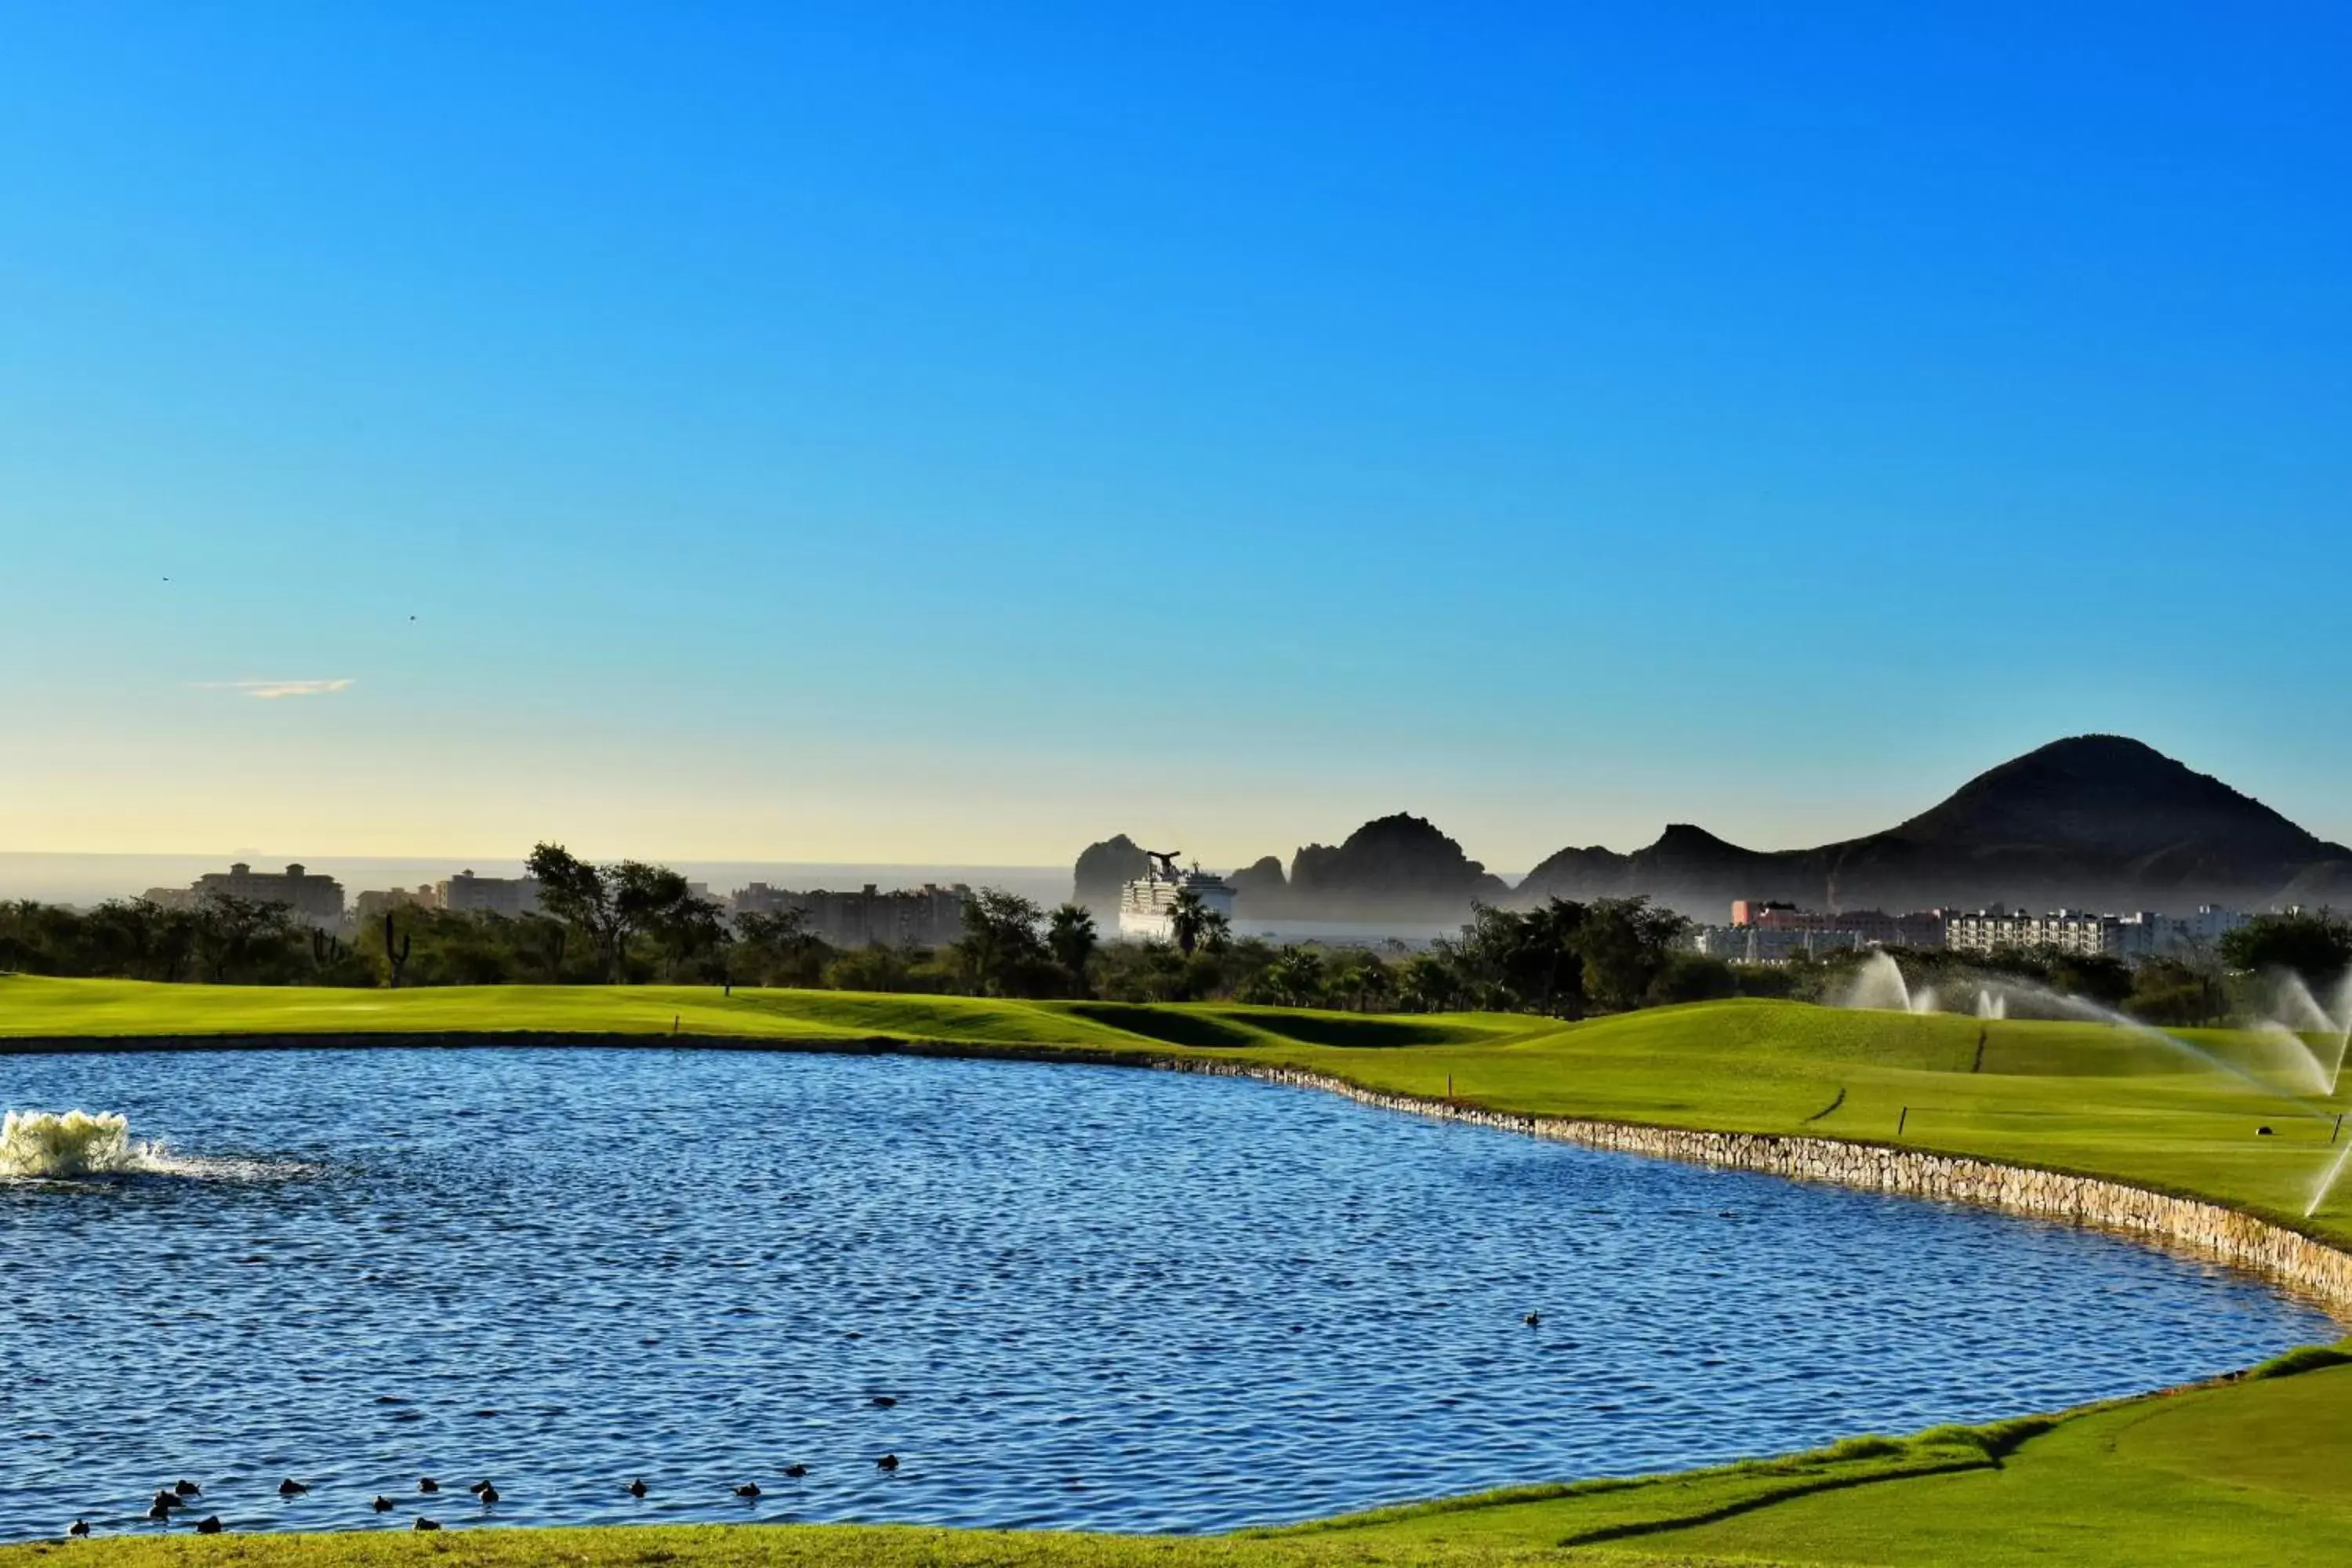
0;1047;2334;1541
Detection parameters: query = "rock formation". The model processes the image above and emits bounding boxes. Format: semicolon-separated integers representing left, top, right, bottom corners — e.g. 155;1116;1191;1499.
1519;735;2352;917
1072;834;1150;914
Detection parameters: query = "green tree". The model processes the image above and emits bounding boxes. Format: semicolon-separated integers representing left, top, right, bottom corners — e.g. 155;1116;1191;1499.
1645;951;1737;1005
1338;956;1396;1011
1570;896;1690;1012
1197;905;1232;956
1519;898;1589;1014
826;945;921;993
2219;912;2352;984
954;887;1051;997
82;898;199;982
2128;956;2225;1026
517;911;572;982
734;907;827;989
647;888;728;982
1399;953;1465;1012
1245;946;1327;1008
1439;899;1587;1014
527;842;706;982
2043;952;2134;1008
1165;887;1212;956
1046;903;1099;995
193;895;298;985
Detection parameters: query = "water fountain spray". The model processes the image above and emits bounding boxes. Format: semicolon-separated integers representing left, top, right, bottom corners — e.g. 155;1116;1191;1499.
1838;949;2352;1217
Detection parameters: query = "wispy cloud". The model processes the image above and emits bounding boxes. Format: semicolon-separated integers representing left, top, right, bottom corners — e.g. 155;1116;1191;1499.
192;678;357;699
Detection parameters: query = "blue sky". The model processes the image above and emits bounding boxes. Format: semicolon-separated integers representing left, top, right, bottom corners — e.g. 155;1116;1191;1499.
2;2;2347;870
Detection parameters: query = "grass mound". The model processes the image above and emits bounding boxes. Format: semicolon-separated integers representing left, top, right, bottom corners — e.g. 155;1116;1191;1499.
2247;1341;2352;1379
1222;1009;1485;1050
1062;1003;1263;1049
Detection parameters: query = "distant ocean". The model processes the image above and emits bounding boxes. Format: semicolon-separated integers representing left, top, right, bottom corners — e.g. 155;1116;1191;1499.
0;853;1074;909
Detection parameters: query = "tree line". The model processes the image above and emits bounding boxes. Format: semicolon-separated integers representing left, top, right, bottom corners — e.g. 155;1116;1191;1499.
0;846;1705;1014
5;844;2345;1025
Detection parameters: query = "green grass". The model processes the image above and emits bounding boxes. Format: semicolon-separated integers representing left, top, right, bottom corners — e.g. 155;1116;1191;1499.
8;978;2337;1236
5;975;2351;1565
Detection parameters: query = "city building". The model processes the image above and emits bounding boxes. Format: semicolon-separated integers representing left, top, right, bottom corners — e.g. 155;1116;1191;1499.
1947;908;2132;957
354;886;437;923
731;882;971;949
731;882;800;919
1726;902;1948;949
434;870;542;918
1693;924;1871;963
2176;905;2252;947
147;862;346;927
1944;906;2250;960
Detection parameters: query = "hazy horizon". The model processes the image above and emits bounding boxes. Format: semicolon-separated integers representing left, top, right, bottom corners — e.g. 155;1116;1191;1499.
0;852;1091;910
5;725;2347;891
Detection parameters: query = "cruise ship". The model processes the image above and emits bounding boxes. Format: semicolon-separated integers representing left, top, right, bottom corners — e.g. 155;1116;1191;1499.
1117;851;1237;941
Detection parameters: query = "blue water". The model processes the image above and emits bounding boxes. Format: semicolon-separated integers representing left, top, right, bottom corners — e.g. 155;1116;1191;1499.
0;1047;2336;1542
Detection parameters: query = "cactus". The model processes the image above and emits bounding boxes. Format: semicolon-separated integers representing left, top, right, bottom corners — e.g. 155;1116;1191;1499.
383;911;413;989
308;926;347;971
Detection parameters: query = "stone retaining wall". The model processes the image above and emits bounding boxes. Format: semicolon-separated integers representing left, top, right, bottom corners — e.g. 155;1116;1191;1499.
1170;1060;2352;1319
12;1027;2349;1319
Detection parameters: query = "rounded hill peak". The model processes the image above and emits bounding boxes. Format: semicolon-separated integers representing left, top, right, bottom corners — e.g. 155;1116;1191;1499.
1652;822;1741;851
1893;734;2319;861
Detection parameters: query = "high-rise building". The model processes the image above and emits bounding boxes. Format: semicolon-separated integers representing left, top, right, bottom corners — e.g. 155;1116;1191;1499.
731;882;970;949
434;871;542;917
355;885;437;923
151;862;347;928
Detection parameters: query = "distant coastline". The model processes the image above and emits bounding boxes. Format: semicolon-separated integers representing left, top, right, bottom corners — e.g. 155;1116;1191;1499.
0;852;1077;911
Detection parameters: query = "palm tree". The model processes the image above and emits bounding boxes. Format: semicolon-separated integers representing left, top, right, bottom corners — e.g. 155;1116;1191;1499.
1265;946;1326;1007
1401;954;1463;1013
1166;887;1210;956
1199;908;1232;955
1343;960;1395;1012
1047;903;1098;994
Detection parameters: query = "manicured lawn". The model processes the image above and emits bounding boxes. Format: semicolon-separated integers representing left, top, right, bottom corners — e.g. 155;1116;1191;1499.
4;975;2350;1564
5;978;2344;1236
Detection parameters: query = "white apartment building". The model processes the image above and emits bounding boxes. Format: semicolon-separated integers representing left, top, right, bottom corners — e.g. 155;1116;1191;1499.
1944;906;2249;960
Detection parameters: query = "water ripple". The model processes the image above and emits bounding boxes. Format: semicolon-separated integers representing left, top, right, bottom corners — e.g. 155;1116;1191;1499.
0;1047;2334;1541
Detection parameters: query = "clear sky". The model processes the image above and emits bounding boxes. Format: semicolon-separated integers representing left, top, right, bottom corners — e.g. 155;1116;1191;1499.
3;2;2347;873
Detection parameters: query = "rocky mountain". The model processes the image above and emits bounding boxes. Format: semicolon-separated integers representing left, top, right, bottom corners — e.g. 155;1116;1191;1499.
1225;855;1290;909
1519;735;2352;917
1286;814;1512;919
1071;816;1508;923
1073;737;2352;928
1071;833;1149;914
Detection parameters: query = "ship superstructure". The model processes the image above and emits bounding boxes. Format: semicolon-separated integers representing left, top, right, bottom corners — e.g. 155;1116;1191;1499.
1117;850;1237;941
